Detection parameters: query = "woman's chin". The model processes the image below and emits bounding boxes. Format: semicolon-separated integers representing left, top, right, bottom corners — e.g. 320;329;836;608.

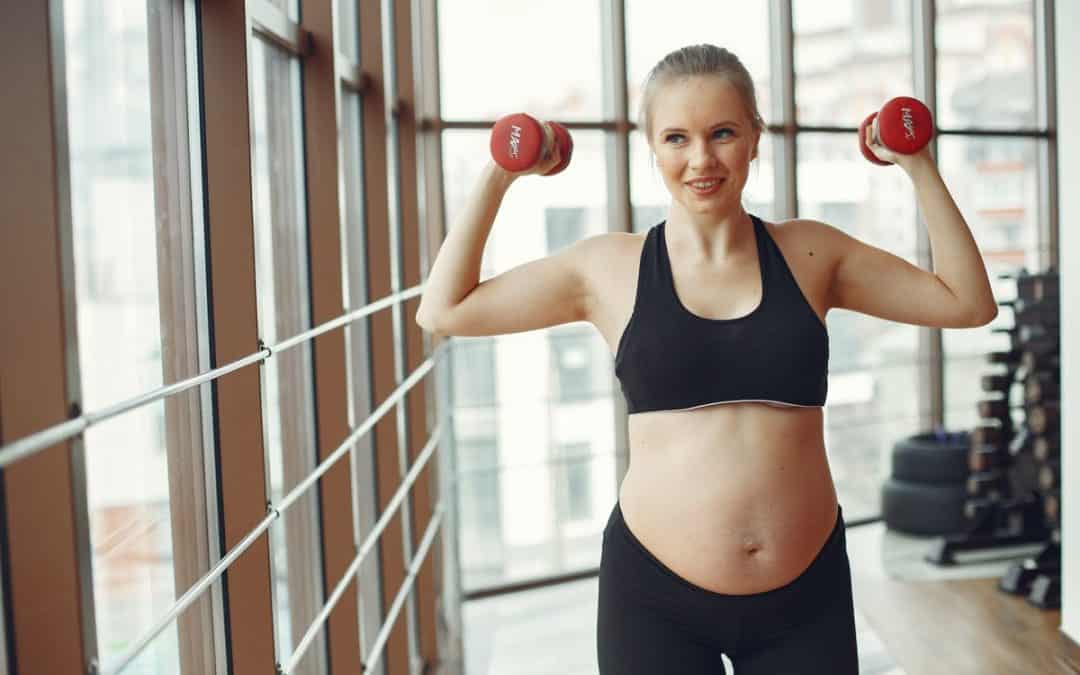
684;196;733;215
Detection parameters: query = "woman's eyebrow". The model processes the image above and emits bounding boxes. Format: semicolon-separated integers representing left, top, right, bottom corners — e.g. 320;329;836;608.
658;120;741;134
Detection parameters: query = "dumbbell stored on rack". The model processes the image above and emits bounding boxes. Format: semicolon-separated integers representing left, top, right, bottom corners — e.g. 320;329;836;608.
1015;270;1059;303
1033;435;1060;462
967;470;1009;499
969;444;1010;473
971;423;1010;448
1028;402;1060;435
489;113;573;175
858;96;934;166
1024;372;1059;405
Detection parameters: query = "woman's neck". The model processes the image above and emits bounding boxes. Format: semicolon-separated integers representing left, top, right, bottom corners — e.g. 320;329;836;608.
664;206;754;263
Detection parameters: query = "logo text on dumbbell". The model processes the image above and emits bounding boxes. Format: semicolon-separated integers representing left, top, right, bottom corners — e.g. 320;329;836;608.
508;124;522;159
901;107;916;141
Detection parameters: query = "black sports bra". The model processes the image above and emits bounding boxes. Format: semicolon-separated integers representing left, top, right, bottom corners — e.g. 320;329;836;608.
613;215;829;414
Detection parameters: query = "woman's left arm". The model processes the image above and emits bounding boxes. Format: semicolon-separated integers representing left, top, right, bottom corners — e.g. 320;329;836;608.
902;152;999;324
825;128;999;329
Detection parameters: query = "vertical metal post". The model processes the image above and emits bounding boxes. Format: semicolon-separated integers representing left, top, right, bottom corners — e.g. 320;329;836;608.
913;0;944;430
602;0;633;487
1035;0;1058;272
770;0;797;219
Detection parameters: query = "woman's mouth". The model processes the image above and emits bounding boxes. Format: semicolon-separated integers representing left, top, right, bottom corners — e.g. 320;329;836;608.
685;177;725;196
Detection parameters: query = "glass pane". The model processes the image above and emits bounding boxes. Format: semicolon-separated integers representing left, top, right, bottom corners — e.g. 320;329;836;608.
438;1;603;120
938;136;1042;430
337;1;360;63
625;1;771;127
826;363;923;517
442;129;611;275
457;442;618;592
630;130;776;232
797;133;923;521
453;338;498;408
442;130;618;592
341;92;367;311
793;0;914;127
250;37;327;675
338;91;387;667
937;1;1036;129
63;0;181;671
266;0;300;23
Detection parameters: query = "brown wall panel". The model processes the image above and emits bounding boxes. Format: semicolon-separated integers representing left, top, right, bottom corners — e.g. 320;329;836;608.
358;1;412;672
198;3;276;674
0;5;89;672
299;0;365;673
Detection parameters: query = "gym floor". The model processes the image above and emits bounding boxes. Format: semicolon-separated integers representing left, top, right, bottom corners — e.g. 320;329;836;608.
462;519;1071;674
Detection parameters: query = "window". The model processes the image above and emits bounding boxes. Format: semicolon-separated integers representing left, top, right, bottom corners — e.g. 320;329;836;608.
940;136;1043;430
794;0;913;127
859;0;896;29
554;442;593;522
937;1;1035;129
249;35;327;675
550;329;595;403
544;207;586;254
452;338;497;407
63;0;182;669
438;0;604;121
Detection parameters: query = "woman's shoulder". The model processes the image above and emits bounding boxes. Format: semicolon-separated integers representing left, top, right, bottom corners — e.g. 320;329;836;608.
761;216;839;246
760;216;847;274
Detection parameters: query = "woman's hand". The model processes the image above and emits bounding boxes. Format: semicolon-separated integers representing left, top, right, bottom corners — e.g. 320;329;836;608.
864;115;934;173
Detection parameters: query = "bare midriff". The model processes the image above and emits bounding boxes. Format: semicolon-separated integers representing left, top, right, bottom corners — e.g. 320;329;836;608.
617;401;839;595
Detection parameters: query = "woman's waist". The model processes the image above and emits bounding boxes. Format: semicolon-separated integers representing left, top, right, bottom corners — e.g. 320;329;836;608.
619;448;836;528
618;435;837;544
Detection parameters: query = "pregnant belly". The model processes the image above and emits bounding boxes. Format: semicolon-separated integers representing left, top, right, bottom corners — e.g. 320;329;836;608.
616;444;839;595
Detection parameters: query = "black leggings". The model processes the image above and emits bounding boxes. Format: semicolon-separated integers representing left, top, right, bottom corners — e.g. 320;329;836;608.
596;502;859;674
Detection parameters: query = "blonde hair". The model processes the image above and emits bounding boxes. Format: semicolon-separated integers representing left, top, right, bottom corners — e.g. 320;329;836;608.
639;44;766;141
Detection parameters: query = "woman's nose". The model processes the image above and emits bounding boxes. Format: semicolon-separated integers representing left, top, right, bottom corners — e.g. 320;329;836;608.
688;140;718;169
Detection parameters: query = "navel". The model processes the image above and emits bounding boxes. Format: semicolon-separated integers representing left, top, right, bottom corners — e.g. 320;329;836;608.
742;537;763;555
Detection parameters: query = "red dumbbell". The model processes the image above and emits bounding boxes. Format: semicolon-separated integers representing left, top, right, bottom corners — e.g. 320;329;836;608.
489;113;573;176
858;96;933;166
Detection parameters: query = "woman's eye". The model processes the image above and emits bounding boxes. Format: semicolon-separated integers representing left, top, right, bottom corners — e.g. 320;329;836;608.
664;129;732;143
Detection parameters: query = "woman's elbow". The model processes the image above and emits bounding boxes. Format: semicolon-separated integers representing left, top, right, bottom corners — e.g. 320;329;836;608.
969;303;999;327
415;309;448;336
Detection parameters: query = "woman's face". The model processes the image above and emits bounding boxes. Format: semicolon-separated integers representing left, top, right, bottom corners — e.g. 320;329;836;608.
648;76;760;219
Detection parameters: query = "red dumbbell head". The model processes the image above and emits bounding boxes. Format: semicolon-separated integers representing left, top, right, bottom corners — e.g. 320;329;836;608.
490;113;545;173
877;96;933;155
543;122;574;176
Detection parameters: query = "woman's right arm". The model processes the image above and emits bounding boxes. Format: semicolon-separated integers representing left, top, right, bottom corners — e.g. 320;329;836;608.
415;151;603;338
414;159;516;332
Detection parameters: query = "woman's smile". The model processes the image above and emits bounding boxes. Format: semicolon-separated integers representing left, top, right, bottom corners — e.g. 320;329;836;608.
685;176;726;196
